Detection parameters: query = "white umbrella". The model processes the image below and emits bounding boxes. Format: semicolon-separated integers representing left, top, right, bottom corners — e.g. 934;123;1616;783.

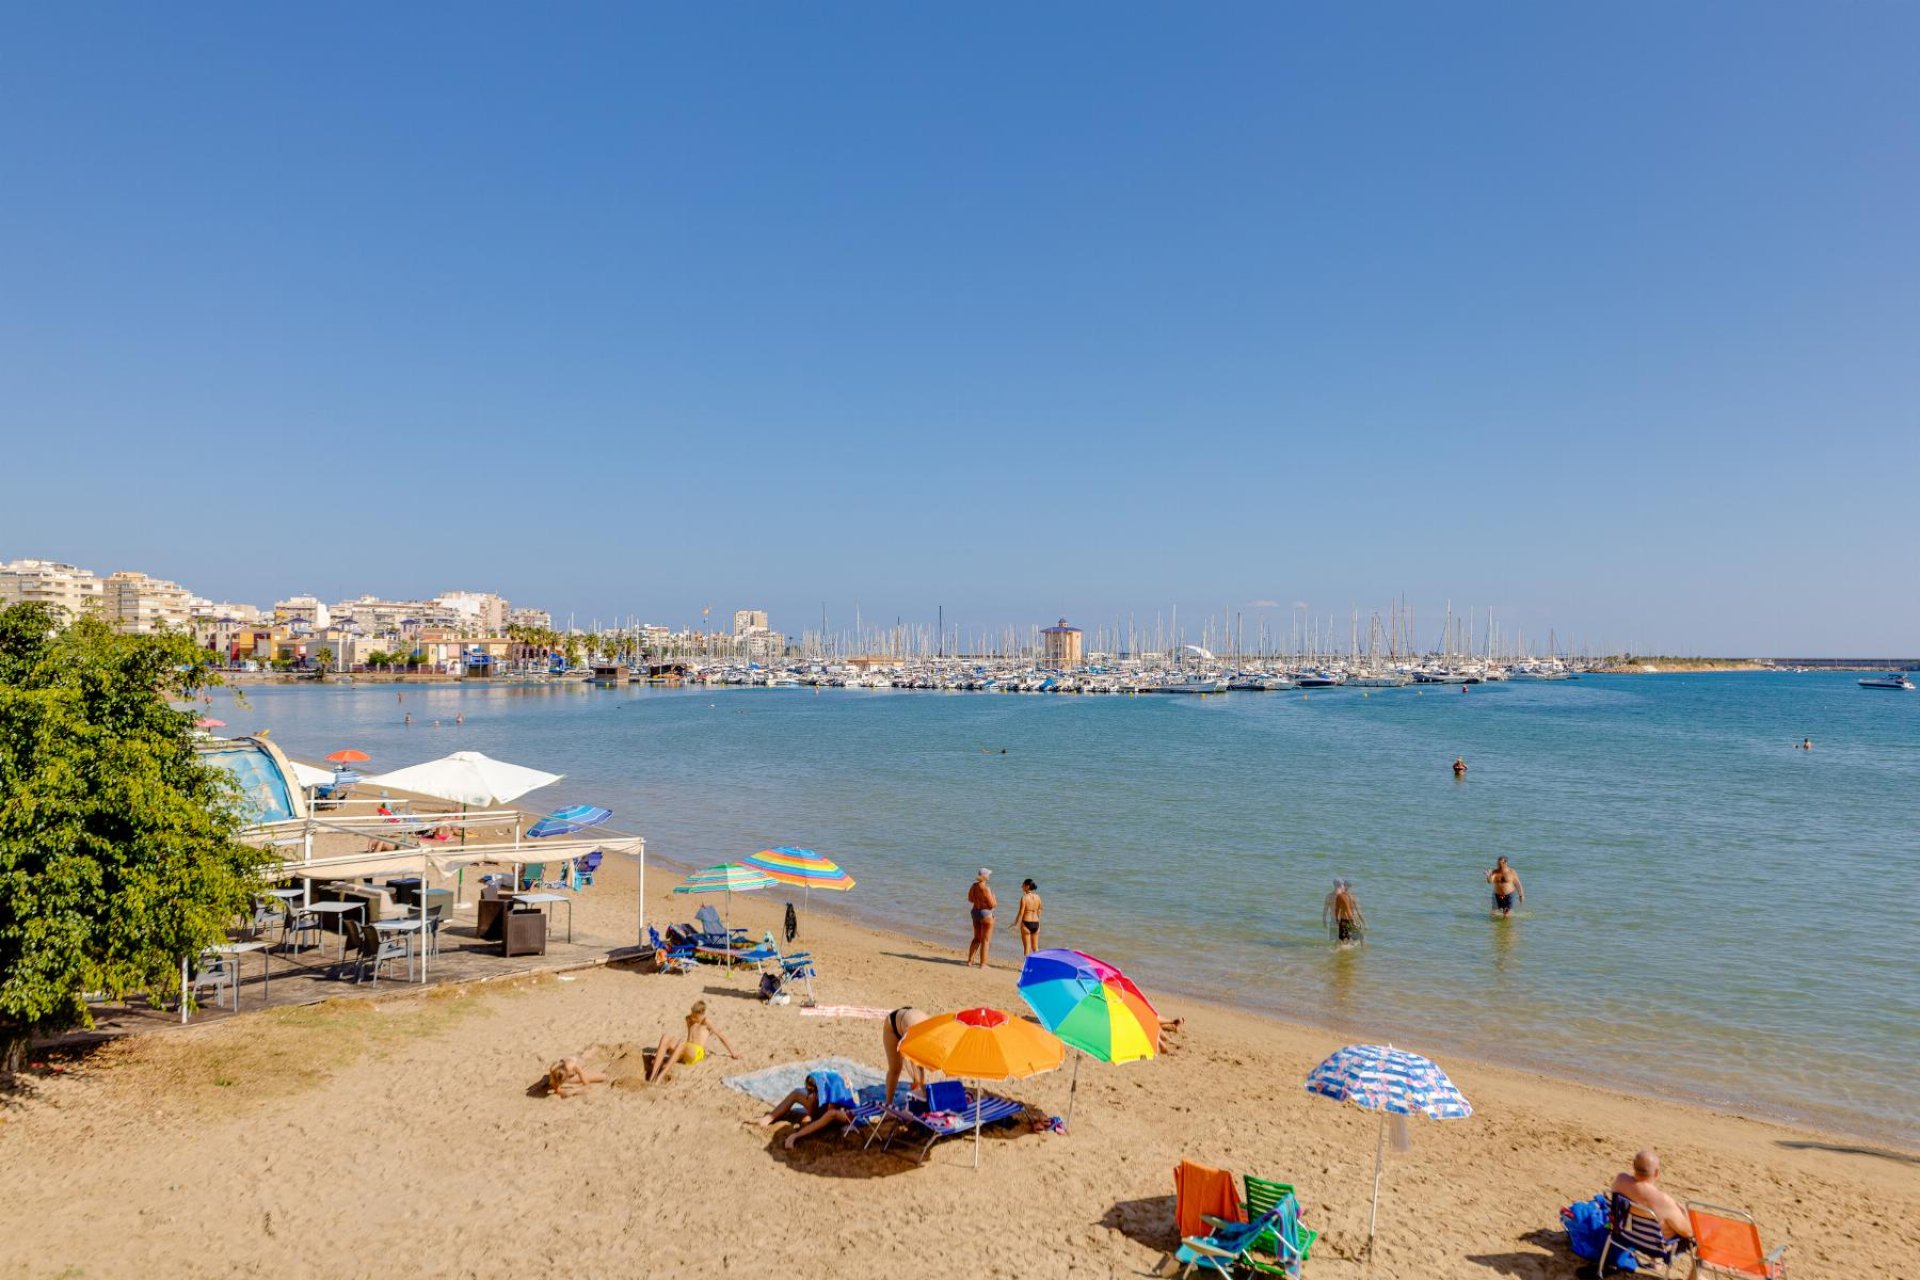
363;750;562;807
288;759;334;789
361;751;563;978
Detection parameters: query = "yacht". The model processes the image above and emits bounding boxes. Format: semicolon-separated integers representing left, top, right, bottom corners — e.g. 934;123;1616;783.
1295;671;1347;688
1858;671;1915;690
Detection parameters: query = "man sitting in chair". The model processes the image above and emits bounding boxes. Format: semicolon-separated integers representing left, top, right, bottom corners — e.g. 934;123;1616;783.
1612;1149;1695;1243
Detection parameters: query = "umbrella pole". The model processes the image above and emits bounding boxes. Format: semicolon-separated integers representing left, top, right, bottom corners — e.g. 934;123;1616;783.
974;1080;982;1170
1063;1051;1081;1134
1368;1111;1387;1248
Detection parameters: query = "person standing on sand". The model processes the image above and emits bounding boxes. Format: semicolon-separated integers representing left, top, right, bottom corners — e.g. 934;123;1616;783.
1486;856;1524;917
966;868;997;967
1015;878;1044;955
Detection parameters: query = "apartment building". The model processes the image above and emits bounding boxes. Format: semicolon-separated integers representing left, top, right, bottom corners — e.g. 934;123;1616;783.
0;558;105;621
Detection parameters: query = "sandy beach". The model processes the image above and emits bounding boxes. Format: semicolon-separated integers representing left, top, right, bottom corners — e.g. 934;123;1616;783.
3;847;1915;1279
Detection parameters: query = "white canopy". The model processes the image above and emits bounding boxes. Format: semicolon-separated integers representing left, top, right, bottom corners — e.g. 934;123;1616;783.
288;759;334;788
364;750;562;807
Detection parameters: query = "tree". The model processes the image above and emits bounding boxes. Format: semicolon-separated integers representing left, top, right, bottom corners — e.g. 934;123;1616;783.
0;604;276;1070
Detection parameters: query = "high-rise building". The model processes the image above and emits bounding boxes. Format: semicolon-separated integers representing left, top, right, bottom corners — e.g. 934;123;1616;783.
733;609;769;637
509;608;552;631
1041;618;1084;668
434;591;510;635
0;559;105;622
102;571;200;634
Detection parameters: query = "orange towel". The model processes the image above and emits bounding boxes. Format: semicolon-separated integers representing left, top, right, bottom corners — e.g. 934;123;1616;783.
1174;1159;1243;1239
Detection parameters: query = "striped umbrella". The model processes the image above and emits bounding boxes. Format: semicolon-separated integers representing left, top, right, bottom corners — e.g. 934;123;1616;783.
1304;1044;1472;1246
1017;949;1159;1133
672;863;777;968
527;804;613;839
742;847;853;936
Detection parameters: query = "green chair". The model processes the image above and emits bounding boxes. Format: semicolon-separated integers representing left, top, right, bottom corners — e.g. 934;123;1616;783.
1176;1188;1312;1278
1242;1175;1318;1271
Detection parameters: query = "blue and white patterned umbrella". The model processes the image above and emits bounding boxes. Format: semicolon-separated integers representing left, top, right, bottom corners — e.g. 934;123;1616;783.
1304;1044;1472;1246
1304;1043;1472;1119
527;804;613;839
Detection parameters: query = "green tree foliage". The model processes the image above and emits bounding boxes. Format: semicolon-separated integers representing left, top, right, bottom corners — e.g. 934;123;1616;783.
0;604;276;1067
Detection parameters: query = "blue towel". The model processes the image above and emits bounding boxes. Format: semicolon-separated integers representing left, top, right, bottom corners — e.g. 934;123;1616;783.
808;1070;855;1108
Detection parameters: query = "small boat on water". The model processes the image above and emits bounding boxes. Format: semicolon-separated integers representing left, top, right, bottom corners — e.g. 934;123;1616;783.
1296;671;1347;688
1858;672;1915;690
1155;676;1226;694
1347;670;1411;688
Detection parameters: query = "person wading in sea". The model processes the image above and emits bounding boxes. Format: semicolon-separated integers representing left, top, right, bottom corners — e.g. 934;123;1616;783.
1486;856;1524;918
1325;880;1365;947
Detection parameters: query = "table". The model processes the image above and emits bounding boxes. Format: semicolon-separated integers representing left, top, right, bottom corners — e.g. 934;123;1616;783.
306;901;367;960
208;940;271;1009
512;892;574;943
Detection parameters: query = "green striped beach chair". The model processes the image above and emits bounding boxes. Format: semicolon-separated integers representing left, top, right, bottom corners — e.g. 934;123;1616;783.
1235;1176;1315;1276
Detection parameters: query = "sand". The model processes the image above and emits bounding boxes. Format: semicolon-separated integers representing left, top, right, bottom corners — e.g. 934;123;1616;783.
2;849;1915;1279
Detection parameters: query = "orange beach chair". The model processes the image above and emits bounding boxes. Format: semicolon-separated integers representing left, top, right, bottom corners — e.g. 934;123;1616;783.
1686;1202;1787;1278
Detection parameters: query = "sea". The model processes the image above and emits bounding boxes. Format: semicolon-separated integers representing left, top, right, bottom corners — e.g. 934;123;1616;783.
223;672;1920;1146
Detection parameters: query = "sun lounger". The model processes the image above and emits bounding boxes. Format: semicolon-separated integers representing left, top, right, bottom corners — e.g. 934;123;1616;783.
1602;1193;1685;1277
1686;1202;1787;1279
756;949;817;1004
1240;1175;1317;1272
871;1080;1025;1163
1175;1204;1293;1277
696;941;778;966
647;926;699;974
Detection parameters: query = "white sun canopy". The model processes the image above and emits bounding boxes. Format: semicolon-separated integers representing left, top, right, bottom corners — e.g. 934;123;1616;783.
363;750;562;807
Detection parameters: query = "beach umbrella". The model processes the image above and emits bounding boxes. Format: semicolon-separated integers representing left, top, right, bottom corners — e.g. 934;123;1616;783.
195;717;226;729
527;804;613;839
1303;1044;1472;1247
288;759;334;789
1017;948;1160;1132
899;1007;1064;1167
326;749;371;765
741;847;854;934
673;863;776;968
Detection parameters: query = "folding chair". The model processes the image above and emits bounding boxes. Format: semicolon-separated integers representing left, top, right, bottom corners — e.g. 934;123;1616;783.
1686;1202;1787;1278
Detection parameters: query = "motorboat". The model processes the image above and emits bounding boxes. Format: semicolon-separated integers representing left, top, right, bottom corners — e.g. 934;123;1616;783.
1858;672;1915;690
1295;671;1347;688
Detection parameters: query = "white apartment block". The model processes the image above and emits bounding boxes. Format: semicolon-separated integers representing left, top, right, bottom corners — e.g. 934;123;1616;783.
102;571;201;634
274;595;332;630
434;591;510;635
733;608;770;637
0;559;105;621
509;608;552;631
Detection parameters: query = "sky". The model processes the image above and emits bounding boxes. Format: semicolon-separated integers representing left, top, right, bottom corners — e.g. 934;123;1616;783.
2;4;1916;655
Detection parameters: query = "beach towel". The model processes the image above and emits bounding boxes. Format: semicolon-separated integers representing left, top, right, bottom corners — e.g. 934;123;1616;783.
1175;1160;1243;1239
798;1005;891;1020
721;1057;884;1104
807;1070;856;1108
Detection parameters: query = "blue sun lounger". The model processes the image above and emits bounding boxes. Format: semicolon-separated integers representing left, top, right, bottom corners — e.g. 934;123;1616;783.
871;1079;1026;1163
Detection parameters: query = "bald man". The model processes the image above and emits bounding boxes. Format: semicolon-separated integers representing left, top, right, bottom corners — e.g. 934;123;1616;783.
1611;1150;1694;1241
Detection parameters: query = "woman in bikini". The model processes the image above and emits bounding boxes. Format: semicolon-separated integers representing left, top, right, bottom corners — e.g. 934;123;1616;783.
881;1006;930;1105
1015;879;1044;955
646;1000;737;1083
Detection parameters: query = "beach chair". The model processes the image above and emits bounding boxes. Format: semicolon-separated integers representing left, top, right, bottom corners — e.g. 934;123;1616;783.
757;949;817;1005
1174;1203;1295;1278
695;905;750;949
187;954;238;1012
571;851;602;889
518;862;546;891
1240;1175;1317;1273
1686;1202;1787;1278
1601;1193;1685;1277
647;926;699;975
874;1080;1026;1163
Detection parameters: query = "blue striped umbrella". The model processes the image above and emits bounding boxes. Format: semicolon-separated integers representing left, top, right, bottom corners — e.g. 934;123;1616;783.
527;804;613;839
1305;1044;1472;1246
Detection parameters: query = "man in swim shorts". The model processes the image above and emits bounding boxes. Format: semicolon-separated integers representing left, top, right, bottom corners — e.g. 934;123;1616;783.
1486;856;1524;917
966;868;997;967
1331;882;1364;944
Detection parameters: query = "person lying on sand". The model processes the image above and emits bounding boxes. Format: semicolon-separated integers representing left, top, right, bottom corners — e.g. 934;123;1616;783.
1611;1149;1695;1242
646;1001;736;1083
546;1057;609;1098
1156;1017;1186;1054
759;1070;857;1149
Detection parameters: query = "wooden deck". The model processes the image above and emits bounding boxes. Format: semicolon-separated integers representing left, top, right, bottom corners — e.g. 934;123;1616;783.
68;919;643;1040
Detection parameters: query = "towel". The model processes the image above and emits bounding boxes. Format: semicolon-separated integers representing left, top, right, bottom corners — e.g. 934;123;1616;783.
798;1005;890;1020
807;1070;855;1108
1175;1160;1243;1239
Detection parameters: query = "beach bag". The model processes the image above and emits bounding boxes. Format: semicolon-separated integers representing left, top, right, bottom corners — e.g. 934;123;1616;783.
1561;1195;1640;1271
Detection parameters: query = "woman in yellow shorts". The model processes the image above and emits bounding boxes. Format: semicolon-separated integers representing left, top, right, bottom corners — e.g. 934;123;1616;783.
646;1000;737;1083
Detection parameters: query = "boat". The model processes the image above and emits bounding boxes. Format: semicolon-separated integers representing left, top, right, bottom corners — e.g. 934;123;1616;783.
1347;671;1411;688
1154;676;1226;694
1858;672;1915;690
1295;671;1347;688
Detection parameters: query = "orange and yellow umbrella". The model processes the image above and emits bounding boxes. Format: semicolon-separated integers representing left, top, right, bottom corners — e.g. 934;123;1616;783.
899;1007;1063;1167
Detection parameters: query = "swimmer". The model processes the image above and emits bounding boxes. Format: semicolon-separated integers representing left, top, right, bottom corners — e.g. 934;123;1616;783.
1799;737;1812;751
1486;856;1524;918
1453;756;1468;778
404;713;412;725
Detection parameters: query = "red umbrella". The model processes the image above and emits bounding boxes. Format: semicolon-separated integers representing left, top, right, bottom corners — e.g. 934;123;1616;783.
326;749;371;764
195;717;226;729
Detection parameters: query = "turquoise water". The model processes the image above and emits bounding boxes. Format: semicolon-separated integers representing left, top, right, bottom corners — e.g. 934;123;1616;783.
227;674;1920;1144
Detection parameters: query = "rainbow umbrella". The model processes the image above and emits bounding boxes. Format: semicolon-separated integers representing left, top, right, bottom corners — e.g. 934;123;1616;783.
899;1007;1063;1167
742;847;853;935
1017;948;1160;1132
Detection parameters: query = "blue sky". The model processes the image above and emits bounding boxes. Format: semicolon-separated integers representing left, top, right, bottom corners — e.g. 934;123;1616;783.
2;5;1915;654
